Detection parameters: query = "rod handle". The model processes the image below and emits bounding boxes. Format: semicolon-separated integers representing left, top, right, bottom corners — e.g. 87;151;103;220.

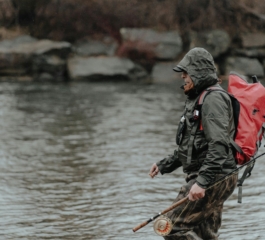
132;220;150;232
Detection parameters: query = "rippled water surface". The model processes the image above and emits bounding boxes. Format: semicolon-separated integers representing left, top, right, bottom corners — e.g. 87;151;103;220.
0;81;264;240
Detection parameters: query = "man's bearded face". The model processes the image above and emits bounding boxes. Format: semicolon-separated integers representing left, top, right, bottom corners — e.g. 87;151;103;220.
181;71;194;94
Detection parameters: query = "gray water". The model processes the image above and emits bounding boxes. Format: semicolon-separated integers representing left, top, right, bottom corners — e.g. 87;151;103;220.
0;81;264;240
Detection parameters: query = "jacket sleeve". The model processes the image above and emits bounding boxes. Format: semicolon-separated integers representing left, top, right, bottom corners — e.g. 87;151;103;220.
196;92;233;188
157;150;182;175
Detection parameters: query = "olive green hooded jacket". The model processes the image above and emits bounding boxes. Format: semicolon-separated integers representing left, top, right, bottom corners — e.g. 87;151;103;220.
157;48;237;188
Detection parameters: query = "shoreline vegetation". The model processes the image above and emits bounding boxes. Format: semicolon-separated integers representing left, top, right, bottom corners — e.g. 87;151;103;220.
0;0;265;83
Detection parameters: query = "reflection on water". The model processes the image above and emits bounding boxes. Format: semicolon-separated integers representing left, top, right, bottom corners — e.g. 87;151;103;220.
0;80;264;240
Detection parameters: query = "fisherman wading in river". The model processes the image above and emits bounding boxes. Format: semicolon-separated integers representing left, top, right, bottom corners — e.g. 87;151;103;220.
149;48;238;240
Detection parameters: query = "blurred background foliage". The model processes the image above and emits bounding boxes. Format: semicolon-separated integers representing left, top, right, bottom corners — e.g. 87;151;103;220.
0;0;265;43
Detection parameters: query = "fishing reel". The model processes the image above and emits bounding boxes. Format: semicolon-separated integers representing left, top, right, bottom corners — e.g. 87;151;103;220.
153;215;173;236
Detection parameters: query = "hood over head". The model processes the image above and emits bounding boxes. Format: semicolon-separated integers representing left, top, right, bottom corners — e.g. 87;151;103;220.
174;48;218;96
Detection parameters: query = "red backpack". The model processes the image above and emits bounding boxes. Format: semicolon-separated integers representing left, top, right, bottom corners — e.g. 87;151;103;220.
228;72;265;165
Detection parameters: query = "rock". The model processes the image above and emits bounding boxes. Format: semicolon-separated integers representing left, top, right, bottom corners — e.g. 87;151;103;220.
119;28;182;60
32;55;66;81
224;57;264;77
151;62;179;83
0;76;33;82
189;30;230;58
232;48;265;58
37;72;55;81
73;37;118;56
0;35;37;49
67;56;147;81
128;64;149;81
12;39;71;58
0;35;37;74
0;35;71;77
241;33;265;48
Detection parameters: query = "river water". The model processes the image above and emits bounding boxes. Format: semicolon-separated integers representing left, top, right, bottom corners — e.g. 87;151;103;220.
0;80;264;240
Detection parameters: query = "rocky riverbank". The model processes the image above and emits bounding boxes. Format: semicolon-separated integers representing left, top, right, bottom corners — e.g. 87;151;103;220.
0;28;265;83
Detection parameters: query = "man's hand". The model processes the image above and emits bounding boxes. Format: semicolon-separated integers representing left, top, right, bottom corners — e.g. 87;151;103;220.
149;163;160;178
188;183;205;201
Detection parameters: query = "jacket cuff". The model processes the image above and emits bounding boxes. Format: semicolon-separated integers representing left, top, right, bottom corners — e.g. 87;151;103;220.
196;175;208;189
156;160;165;175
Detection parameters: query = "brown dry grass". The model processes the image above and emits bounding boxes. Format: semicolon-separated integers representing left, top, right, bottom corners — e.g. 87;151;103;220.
0;27;28;40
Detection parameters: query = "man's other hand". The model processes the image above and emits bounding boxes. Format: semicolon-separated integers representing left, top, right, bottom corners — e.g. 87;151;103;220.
149;163;160;178
188;183;205;201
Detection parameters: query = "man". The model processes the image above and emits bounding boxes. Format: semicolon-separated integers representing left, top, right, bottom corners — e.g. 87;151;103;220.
149;48;238;240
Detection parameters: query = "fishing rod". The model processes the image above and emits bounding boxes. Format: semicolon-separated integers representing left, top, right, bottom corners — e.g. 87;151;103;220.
132;151;265;233
132;196;188;233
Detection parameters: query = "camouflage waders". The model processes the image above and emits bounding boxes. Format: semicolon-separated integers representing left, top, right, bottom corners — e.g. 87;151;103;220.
163;173;238;240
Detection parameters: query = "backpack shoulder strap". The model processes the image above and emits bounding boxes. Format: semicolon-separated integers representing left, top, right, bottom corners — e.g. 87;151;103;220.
198;86;227;105
186;86;226;165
